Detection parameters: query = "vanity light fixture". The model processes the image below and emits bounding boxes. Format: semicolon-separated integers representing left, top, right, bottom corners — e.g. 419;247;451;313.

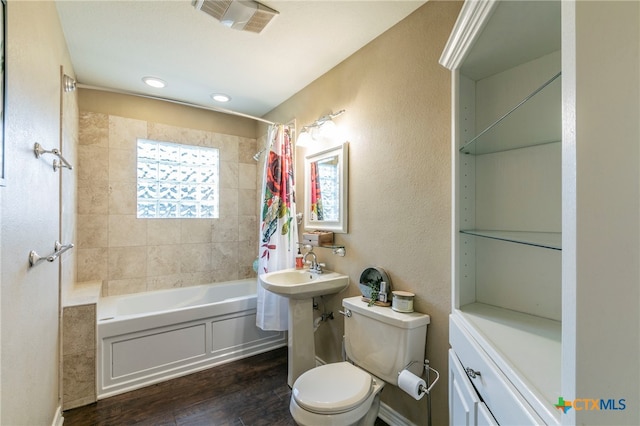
296;109;346;147
142;76;167;89
211;93;231;103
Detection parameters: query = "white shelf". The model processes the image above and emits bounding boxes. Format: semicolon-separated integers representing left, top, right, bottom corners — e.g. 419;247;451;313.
460;230;561;250
458;303;561;423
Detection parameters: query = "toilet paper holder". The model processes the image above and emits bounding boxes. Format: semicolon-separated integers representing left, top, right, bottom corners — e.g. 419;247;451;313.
399;359;440;396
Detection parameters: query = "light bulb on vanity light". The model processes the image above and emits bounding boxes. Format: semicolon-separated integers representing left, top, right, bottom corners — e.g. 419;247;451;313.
296;131;313;147
318;120;338;140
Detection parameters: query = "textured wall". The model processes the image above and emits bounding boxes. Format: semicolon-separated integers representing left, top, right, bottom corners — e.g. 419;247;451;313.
76;102;259;296
1;1;77;423
262;1;462;424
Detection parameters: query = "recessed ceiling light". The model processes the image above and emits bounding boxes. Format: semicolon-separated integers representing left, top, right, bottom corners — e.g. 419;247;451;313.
211;93;231;103
142;76;166;88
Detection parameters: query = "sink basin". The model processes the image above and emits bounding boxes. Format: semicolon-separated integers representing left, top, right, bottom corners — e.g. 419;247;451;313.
260;268;349;299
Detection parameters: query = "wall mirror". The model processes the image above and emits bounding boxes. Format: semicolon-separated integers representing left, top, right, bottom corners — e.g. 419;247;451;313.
304;142;348;233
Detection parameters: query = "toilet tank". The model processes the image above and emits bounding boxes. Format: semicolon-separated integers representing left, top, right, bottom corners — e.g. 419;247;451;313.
342;296;430;385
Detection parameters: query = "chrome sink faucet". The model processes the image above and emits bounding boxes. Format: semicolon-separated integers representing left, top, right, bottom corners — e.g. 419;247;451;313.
303;250;323;273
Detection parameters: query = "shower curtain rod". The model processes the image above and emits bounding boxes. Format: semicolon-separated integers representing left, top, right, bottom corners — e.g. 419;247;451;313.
76;84;278;126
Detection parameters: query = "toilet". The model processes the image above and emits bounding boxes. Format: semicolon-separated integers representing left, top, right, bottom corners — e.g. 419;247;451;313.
290;296;430;426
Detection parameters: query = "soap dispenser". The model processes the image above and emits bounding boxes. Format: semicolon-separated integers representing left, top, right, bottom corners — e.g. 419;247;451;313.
295;248;304;269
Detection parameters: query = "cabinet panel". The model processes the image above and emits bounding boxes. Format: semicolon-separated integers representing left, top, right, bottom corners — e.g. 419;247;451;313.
449;349;479;426
450;348;499;426
450;315;547;425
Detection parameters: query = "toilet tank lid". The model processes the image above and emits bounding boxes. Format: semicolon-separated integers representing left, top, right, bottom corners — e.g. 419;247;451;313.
343;296;430;329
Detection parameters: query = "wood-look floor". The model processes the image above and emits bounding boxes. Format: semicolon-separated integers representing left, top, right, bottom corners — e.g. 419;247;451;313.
63;347;390;426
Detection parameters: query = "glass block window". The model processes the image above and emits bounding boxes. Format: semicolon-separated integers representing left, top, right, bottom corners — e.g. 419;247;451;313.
137;139;219;219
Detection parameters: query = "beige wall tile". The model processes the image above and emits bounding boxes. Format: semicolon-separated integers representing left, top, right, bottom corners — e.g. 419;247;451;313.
109;181;137;215
108;215;147;247
147;245;182;276
219;161;239;189
109;148;137;183
148;122;209;146
238;189;257;216
238;215;257;243
239;137;257;164
180;219;212;244
79;112;108;147
62;350;96;410
77;110;259;297
109;115;146;150
180;243;212;273
105;278;147;296
212;216;239;243
219;188;238;217
78;145;109;182
146;274;184;291
180;271;215;287
76;247;108;283
217;134;239;162
211;242;238;271
78;179;109;215
77;215;109;248
212;267;239;283
147;219;181;245
239;163;257;190
62;305;95;355
108;246;147;280
238;240;258;268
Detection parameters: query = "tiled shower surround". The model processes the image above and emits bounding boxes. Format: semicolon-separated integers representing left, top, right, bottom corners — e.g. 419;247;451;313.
77;112;260;296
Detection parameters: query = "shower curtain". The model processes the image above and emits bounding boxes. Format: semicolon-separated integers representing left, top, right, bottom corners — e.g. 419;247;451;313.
256;124;297;331
309;161;324;220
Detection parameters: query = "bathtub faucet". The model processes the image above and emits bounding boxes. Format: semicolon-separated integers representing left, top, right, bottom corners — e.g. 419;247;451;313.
303;251;324;274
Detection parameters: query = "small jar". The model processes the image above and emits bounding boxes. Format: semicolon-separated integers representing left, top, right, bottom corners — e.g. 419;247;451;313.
392;291;415;313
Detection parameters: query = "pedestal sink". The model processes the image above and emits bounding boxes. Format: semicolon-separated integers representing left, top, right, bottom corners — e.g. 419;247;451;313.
259;268;349;386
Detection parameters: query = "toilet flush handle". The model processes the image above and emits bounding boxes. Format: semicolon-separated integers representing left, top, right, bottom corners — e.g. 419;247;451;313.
339;308;352;318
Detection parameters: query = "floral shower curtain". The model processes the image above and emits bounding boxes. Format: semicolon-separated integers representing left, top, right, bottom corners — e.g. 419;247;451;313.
256;124;297;331
309;161;324;220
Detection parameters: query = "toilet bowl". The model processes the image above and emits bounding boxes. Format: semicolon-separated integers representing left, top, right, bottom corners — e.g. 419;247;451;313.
289;362;385;426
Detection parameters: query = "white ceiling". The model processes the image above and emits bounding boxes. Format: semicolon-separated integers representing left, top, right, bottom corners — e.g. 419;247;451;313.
56;0;427;118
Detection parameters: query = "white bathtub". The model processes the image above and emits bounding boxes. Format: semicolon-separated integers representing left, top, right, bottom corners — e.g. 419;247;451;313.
97;279;286;398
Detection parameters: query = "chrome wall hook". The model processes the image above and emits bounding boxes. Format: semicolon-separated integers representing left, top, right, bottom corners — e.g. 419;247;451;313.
34;143;73;171
29;241;74;267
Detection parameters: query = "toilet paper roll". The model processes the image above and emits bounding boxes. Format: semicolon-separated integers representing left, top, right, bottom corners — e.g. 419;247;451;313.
398;369;426;400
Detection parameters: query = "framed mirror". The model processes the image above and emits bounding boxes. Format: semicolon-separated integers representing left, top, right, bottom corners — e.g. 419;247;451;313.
303;142;348;233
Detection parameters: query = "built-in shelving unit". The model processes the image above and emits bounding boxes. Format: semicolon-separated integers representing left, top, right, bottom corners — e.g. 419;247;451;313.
441;1;562;424
444;2;640;425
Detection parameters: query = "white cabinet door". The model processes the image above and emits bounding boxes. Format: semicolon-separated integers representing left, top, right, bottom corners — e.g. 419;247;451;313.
450;349;499;426
477;403;498;426
450;350;478;425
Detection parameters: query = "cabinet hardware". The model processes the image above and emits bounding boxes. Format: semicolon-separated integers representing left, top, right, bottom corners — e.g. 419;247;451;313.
465;367;481;379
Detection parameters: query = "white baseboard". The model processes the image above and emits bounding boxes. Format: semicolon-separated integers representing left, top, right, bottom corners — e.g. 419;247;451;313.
51;405;64;426
378;402;417;426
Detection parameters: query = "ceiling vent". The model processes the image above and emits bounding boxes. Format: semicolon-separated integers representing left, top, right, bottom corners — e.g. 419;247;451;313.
193;0;279;33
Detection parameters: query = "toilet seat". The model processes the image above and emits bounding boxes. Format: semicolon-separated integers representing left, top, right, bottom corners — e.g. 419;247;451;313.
292;362;372;414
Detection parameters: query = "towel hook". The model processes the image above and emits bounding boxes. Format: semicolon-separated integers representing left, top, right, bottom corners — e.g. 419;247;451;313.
29;241;74;267
34;143;73;171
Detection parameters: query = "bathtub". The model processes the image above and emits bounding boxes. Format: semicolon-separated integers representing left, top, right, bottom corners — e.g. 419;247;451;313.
97;279;286;398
